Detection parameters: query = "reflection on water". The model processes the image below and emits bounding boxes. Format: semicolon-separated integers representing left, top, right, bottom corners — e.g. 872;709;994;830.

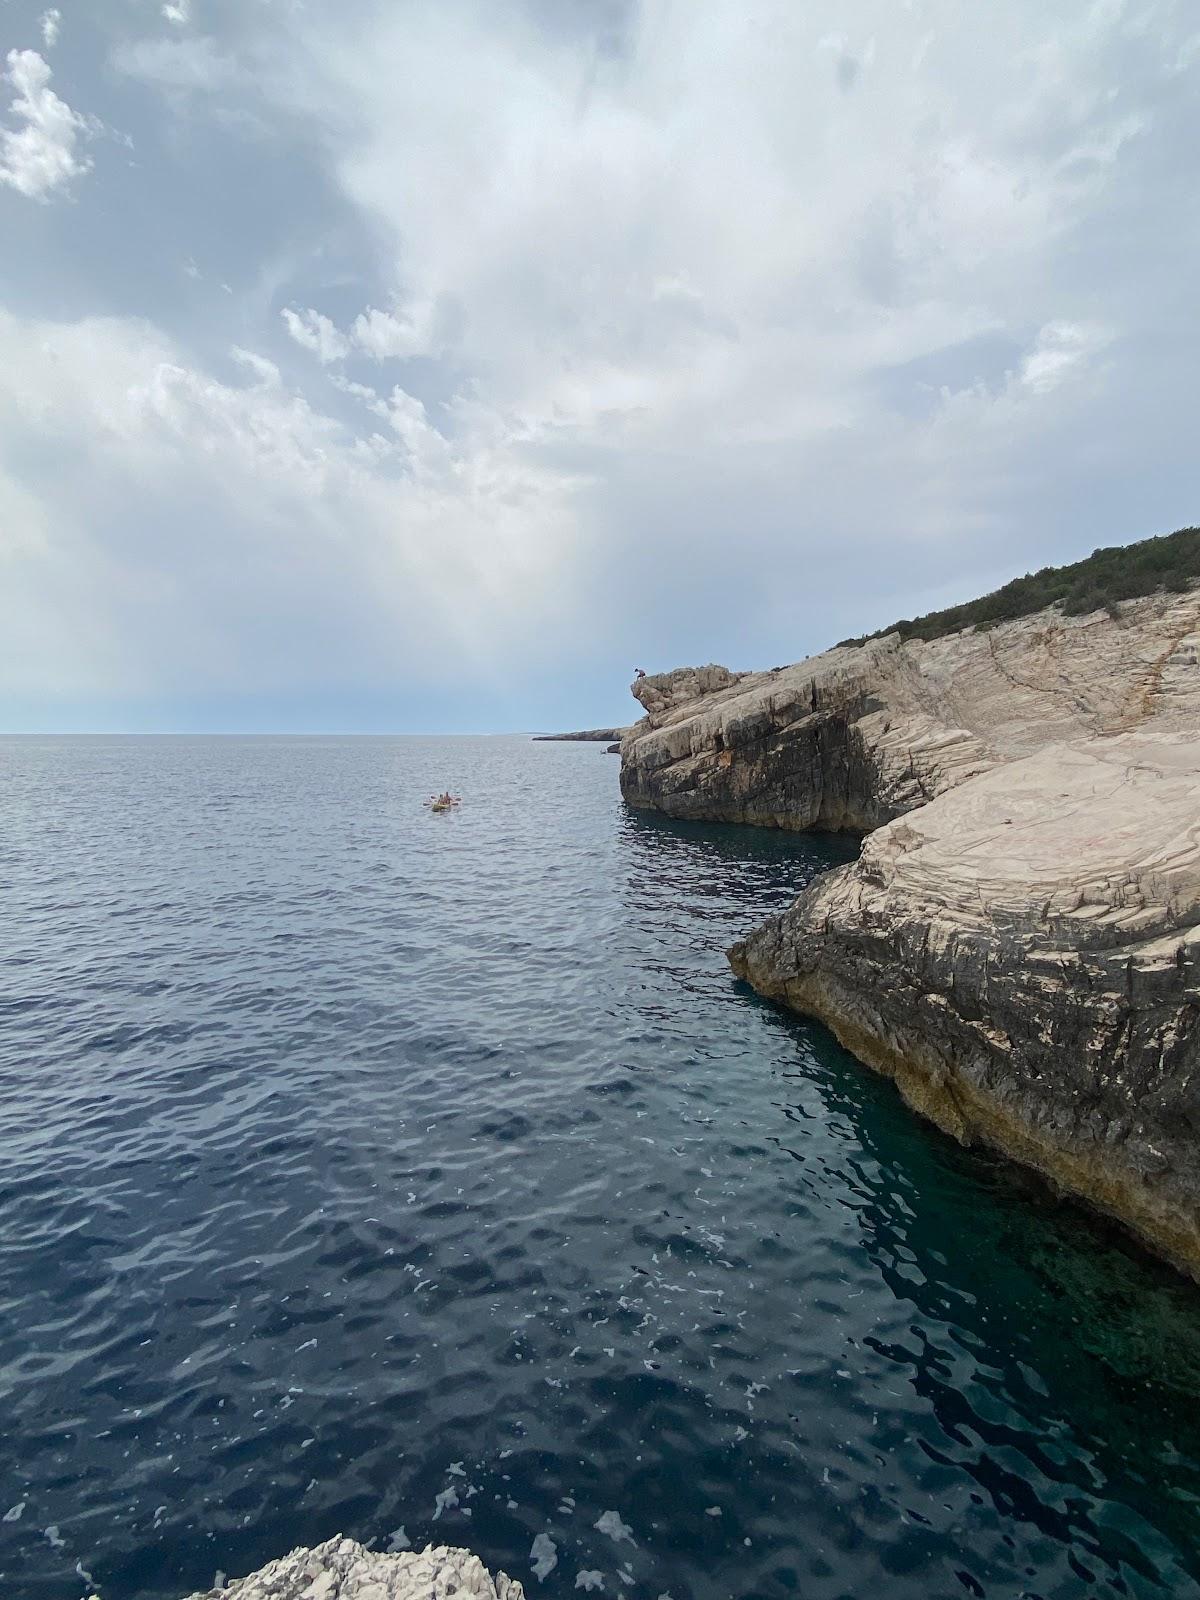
0;736;1197;1600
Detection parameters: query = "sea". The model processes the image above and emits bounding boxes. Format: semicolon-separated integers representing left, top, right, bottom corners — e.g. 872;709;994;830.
2;734;1200;1600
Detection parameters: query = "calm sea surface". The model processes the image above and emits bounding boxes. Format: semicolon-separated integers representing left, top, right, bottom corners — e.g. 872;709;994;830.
2;735;1200;1600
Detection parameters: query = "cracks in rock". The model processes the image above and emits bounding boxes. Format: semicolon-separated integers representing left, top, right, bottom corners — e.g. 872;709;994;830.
1103;603;1200;734
984;626;1098;726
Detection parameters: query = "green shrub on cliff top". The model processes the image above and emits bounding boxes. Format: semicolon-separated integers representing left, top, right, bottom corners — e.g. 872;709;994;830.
839;525;1200;648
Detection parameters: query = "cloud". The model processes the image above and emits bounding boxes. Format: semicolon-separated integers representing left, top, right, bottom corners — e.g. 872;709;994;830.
162;0;192;24
1020;321;1111;394
376;385;451;474
329;374;444;466
111;35;239;93
7;0;1200;727
281;305;350;364
262;0;1159;472
230;346;281;387
330;374;386;410
0;307;592;710
40;10;61;49
282;303;436;364
352;303;436;360
0;49;93;200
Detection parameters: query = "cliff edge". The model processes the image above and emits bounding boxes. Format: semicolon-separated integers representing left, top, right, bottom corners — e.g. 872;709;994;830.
621;591;1200;1276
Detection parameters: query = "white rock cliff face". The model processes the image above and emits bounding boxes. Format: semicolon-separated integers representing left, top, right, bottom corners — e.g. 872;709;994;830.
180;1538;525;1600
621;594;1200;1276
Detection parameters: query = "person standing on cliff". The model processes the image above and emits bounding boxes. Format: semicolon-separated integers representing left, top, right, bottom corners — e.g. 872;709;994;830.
634;667;646;679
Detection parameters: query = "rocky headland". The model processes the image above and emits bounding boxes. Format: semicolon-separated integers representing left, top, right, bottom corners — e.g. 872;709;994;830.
181;1538;525;1600
620;585;1200;1277
532;727;631;742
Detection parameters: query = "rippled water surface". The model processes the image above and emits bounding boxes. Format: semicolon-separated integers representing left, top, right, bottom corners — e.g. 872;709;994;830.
3;735;1200;1600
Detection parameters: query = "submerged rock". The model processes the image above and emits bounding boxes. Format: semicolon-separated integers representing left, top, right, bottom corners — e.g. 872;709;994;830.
180;1538;526;1600
622;593;1200;1277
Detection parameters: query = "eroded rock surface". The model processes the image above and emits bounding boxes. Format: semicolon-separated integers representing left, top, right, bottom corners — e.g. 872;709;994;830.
181;1538;525;1600
623;594;1200;1275
620;595;1200;830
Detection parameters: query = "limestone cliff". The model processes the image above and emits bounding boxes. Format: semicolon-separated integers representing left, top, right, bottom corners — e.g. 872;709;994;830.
181;1538;525;1600
620;597;1200;828
621;594;1200;1276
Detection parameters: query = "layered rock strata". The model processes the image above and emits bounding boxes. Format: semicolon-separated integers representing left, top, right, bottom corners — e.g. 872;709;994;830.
181;1538;525;1600
620;596;1200;829
622;594;1200;1275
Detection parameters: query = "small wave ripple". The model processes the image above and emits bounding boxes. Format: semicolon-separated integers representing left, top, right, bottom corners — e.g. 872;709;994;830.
2;735;1200;1599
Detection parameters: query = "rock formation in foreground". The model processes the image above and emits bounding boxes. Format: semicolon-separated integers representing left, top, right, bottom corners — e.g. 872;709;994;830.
620;591;1200;1277
181;1538;525;1600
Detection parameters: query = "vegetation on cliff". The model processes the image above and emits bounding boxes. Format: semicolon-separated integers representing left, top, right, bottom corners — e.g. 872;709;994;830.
840;525;1200;648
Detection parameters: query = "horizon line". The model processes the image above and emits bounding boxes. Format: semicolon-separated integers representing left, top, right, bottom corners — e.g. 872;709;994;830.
0;728;627;739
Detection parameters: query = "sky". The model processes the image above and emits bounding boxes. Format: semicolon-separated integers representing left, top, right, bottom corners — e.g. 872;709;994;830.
0;0;1198;732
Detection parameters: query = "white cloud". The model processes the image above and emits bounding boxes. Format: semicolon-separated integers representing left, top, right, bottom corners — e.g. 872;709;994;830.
264;0;1161;474
1020;321;1111;394
352;303;436;361
281;305;350;364
162;0;192;24
230;346;281;388
330;375;384;410
283;302;435;365
0;308;592;705
10;0;1200;722
112;36;238;93
0;49;93;201
40;10;61;49
377;385;450;475
328;374;447;475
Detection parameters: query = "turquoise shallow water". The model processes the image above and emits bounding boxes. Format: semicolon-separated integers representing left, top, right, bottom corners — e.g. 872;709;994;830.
2;734;1200;1600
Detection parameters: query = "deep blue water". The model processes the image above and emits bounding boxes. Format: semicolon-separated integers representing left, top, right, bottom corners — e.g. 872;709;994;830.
2;735;1200;1600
